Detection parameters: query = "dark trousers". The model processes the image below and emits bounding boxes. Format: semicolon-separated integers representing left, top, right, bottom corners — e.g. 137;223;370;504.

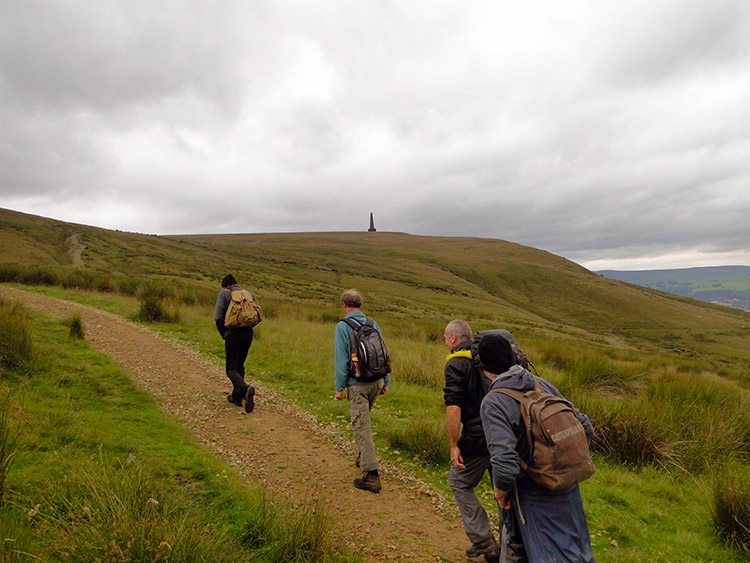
225;327;253;403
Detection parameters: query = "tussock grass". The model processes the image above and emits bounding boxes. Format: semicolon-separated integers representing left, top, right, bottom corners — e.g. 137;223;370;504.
0;299;33;369
242;491;338;561
388;341;444;388
575;368;750;473
713;465;750;554
41;457;240;562
64;312;84;339
381;416;449;466
0;388;19;506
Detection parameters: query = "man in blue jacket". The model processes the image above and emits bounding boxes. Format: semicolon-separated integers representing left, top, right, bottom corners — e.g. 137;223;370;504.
334;289;390;493
479;334;595;563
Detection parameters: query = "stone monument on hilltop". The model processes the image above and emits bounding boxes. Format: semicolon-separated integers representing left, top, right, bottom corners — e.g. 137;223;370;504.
368;212;377;232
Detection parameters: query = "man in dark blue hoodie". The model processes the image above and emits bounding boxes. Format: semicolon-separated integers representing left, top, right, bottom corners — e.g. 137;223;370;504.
479;334;595;563
214;274;256;413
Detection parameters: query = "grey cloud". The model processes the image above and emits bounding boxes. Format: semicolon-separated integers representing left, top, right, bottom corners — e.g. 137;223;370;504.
1;1;749;270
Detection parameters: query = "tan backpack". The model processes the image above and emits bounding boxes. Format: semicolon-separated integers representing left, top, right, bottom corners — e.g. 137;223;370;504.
491;382;595;490
224;290;264;329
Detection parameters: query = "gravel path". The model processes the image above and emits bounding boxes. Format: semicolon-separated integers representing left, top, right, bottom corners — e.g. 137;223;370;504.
1;287;474;562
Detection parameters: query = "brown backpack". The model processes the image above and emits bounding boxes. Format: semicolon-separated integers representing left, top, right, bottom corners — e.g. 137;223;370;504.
491;382;595;490
224;290;264;329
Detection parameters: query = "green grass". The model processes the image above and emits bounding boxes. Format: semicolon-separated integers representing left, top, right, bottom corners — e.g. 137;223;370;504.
0;303;356;562
582;460;744;562
11;285;745;560
2;207;750;559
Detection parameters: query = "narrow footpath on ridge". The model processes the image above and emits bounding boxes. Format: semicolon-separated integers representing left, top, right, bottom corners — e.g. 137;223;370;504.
1;287;475;562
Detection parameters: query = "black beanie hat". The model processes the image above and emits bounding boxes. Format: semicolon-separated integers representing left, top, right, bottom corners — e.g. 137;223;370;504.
221;274;237;287
478;333;516;374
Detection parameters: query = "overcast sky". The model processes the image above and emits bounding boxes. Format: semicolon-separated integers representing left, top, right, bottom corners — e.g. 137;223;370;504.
1;1;749;271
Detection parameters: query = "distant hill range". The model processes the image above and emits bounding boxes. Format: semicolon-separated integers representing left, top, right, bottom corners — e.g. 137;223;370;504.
598;266;750;312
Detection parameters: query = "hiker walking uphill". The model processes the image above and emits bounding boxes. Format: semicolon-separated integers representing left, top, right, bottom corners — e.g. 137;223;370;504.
443;320;500;562
334;289;391;494
214;274;263;413
479;333;595;563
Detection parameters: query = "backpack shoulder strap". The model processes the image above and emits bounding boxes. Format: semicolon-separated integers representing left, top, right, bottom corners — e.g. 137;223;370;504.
488;386;535;469
341;317;363;330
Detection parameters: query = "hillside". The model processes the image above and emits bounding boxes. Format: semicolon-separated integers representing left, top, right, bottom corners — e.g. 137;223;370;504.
599;266;750;312
2;207;750;378
3;206;750;560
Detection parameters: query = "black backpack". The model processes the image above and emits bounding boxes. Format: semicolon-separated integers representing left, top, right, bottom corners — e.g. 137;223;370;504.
342;317;391;382
471;329;534;373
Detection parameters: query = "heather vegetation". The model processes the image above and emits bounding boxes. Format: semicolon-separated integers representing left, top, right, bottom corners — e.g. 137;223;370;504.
2;207;750;559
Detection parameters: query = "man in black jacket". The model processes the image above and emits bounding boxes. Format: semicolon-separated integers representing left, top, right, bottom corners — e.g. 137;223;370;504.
443;320;499;562
214;274;256;413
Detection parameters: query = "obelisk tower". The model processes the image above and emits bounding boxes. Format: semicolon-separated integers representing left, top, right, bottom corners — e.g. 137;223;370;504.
368;212;377;232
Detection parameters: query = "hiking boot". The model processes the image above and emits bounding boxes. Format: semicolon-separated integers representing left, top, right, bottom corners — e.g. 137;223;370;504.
353;470;381;493
465;539;497;558
244;386;255;413
483;544;500;563
227;393;242;407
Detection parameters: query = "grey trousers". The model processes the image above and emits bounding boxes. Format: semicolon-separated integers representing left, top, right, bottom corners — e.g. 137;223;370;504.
448;452;495;546
347;380;383;472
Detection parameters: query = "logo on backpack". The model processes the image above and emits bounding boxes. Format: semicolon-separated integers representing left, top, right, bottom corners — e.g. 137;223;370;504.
224;290;264;329
342;317;391;382
490;381;595;491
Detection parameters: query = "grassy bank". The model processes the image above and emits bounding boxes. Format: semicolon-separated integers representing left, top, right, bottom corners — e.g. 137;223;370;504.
0;297;356;562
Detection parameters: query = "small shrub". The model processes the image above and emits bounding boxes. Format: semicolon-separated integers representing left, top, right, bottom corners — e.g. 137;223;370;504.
0;300;33;369
137;295;180;323
0;264;23;283
64;313;84;340
713;466;750;553
21;267;59;286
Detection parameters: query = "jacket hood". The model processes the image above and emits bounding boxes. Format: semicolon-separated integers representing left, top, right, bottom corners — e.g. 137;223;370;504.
488;364;536;392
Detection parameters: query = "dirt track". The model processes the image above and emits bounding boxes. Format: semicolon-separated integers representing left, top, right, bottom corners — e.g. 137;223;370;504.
1;287;479;562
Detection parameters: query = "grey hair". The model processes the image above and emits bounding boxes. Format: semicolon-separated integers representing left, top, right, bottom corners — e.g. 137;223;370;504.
445;319;472;342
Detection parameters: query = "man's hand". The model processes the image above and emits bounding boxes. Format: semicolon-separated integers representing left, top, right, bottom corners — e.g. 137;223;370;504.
380;385;388;395
493;487;511;510
450;445;465;469
334;390;344;400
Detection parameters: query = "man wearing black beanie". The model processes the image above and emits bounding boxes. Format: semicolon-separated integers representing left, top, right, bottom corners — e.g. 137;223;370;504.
479;333;595;562
214;274;257;413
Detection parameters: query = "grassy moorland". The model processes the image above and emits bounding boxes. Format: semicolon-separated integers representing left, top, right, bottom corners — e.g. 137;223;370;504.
2;207;750;560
